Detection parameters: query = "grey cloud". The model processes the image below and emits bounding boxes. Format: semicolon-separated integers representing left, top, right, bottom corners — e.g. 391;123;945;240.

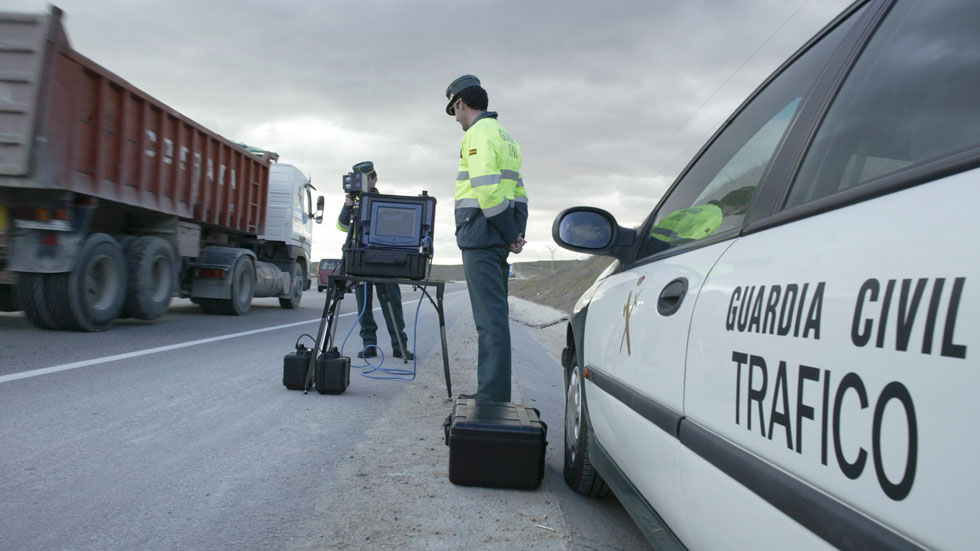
8;0;853;263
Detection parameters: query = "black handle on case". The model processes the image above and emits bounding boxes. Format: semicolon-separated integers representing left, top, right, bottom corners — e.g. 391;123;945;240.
532;407;548;438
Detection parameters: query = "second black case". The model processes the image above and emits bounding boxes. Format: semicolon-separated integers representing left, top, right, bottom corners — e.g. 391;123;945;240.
443;398;547;489
315;348;350;394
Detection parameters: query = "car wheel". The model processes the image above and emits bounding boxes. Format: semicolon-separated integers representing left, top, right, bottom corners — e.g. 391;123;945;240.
564;352;610;497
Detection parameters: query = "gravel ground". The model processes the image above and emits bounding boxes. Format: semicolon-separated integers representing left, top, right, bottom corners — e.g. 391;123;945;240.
289;297;582;551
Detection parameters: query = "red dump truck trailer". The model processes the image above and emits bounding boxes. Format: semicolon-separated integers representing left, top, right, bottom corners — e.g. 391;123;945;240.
0;7;324;331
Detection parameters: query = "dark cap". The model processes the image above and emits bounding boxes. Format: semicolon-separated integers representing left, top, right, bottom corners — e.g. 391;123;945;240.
352;161;376;176
445;74;481;115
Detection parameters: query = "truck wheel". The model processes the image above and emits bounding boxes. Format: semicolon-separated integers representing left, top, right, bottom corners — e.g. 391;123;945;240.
217;256;254;315
564;354;610;497
15;272;57;329
278;263;303;309
0;283;20;312
62;233;126;331
123;236;175;320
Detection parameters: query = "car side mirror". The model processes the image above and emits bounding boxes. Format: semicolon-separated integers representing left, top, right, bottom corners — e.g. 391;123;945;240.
552;207;636;263
314;196;324;224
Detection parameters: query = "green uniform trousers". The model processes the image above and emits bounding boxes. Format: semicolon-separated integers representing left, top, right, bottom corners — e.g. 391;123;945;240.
462;246;511;402
355;282;408;354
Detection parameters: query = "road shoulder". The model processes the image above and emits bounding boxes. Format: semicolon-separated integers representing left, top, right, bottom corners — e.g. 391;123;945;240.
292;298;571;551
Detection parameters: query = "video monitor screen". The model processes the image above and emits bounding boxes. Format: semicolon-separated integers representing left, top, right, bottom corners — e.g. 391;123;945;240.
360;194;432;251
375;206;418;237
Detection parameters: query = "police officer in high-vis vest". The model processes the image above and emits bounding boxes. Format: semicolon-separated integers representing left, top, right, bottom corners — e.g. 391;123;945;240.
337;162;412;360
445;74;528;402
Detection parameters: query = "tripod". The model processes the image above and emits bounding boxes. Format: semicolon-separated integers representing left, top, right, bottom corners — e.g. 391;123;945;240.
302;196;452;397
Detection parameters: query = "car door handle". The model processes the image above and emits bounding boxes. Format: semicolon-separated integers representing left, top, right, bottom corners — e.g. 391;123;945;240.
657;278;689;316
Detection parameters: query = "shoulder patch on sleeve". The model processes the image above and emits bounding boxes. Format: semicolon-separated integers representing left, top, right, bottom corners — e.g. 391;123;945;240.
468;148;478;156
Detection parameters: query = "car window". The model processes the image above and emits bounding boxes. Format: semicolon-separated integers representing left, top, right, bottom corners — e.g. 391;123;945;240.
637;9;861;260
786;0;980;209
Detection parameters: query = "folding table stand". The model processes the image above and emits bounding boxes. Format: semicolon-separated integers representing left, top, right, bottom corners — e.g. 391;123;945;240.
304;274;452;398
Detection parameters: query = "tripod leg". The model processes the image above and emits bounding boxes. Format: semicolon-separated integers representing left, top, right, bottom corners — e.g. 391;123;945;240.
306;281;343;392
305;285;334;393
437;285;451;398
327;292;344;352
385;298;408;363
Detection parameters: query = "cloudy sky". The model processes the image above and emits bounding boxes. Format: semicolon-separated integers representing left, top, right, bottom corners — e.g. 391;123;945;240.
10;0;852;265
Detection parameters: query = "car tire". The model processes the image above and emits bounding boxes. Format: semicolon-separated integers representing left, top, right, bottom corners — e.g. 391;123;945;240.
563;352;611;497
278;262;303;309
122;236;175;320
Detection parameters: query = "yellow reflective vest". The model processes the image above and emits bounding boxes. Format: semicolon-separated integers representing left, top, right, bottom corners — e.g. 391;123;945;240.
649;204;723;243
455;112;528;249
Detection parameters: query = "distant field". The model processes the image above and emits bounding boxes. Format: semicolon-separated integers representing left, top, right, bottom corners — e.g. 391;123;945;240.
429;256;613;314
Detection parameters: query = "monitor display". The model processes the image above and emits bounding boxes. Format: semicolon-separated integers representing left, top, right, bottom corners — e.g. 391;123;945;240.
365;200;423;248
356;192;435;256
375;206;419;238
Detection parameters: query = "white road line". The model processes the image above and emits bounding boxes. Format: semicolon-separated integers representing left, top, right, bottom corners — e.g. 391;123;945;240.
0;289;467;385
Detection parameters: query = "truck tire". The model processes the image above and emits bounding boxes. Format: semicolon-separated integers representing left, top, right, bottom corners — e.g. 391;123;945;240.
564;353;611;497
15;272;57;329
123;236;175;320
278;262;303;309
217;256;254;315
59;233;126;331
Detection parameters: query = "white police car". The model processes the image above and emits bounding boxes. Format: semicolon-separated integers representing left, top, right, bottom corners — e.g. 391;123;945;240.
553;1;978;549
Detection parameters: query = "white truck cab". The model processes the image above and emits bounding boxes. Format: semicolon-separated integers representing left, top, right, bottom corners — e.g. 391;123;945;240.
262;163;316;260
553;1;979;549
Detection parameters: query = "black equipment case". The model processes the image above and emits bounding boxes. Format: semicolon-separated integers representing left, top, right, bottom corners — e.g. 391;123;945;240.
315;347;350;394
344;192;436;281
283;343;312;390
443;398;548;489
345;248;429;280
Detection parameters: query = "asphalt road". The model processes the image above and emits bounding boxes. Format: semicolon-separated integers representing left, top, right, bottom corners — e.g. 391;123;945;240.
0;286;649;550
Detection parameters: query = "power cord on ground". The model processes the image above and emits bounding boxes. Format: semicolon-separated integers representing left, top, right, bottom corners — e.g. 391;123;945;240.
339;280;425;381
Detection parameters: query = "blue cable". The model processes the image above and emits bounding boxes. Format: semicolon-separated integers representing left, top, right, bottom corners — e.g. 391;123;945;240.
362;262;434;380
339;282;423;381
